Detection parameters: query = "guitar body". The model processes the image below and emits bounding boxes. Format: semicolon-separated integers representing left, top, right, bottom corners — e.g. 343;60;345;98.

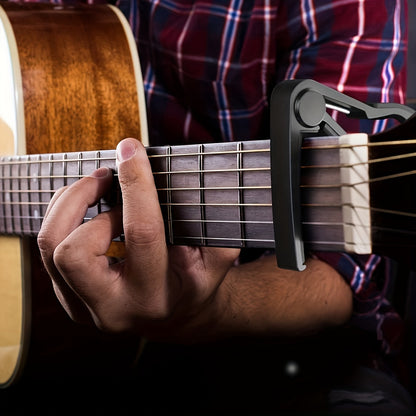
0;2;147;387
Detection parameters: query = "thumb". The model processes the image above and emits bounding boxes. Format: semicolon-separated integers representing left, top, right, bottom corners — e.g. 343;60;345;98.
116;138;162;231
116;138;168;284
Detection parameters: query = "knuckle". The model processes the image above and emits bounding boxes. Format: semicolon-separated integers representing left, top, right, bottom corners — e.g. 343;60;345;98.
37;228;56;256
52;241;83;274
123;219;164;249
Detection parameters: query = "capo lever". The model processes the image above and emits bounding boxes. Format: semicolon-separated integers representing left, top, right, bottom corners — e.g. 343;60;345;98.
270;79;414;271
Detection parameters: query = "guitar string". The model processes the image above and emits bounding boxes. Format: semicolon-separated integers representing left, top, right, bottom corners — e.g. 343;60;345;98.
0;152;414;189
301;151;416;169
3;211;411;231
2;135;413;161
0;162;415;185
301;138;416;149
0;169;415;217
0;152;414;170
0;169;415;193
0;139;416;165
3;212;416;247
1;136;416;166
1;199;415;222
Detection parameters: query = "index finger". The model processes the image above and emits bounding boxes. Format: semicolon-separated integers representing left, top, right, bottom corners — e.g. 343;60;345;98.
37;167;114;278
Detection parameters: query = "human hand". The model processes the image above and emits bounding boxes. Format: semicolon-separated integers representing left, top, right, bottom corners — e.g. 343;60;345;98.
37;138;240;342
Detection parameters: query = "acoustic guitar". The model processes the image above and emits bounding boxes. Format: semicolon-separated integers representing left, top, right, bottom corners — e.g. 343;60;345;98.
0;2;147;388
1;1;416;390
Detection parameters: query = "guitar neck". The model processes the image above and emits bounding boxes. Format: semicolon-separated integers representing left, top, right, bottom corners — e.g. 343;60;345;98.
1;136;372;254
0;140;272;248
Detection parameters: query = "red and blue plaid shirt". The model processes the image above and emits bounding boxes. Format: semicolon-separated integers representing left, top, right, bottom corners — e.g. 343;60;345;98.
123;0;407;146
17;0;408;357
123;0;408;358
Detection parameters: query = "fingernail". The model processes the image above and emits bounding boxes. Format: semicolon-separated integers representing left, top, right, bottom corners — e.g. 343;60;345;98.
116;139;137;165
90;167;111;178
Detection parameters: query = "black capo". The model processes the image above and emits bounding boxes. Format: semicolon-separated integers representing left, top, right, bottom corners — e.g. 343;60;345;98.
270;79;415;271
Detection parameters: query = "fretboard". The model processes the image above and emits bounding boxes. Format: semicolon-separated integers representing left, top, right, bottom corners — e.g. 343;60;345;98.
0;138;369;253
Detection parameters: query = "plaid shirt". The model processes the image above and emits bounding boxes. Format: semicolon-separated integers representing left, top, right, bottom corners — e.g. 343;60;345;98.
17;0;408;358
120;0;407;358
118;0;407;146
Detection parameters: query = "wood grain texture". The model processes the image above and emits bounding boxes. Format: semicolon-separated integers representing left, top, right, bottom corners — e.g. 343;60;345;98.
3;1;142;155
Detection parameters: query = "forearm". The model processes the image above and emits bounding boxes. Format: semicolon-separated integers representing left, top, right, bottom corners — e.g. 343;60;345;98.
213;255;353;338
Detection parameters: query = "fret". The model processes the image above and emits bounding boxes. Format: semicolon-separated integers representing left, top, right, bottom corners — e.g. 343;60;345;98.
25;156;33;235
7;159;14;233
3;158;11;233
39;154;51;229
198;144;206;246
13;158;21;234
19;155;29;235
8;158;15;234
48;154;53;209
62;152;68;189
42;155;54;234
11;156;22;234
165;146;173;244
237;142;246;247
77;153;84;216
26;156;33;235
77;152;82;181
29;155;41;234
79;151;98;221
96;151;102;215
0;158;5;233
77;152;92;221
